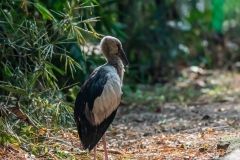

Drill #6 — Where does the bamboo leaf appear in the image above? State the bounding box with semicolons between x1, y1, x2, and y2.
0;8;15;31
66;1;71;10
29;70;42;87
44;71;56;90
70;57;82;70
33;3;55;20
1;62;13;77
68;60;74;79
45;61;65;75
44;68;57;81
65;53;68;73
73;5;98;9
0;85;27;95
7;104;36;127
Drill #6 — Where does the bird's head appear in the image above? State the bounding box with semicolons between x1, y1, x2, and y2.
100;36;129;66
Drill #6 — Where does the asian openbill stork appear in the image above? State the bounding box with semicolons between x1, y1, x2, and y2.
74;36;128;160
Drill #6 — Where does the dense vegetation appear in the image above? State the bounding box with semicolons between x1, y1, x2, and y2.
0;0;101;150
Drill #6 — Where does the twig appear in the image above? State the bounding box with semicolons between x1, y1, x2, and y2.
60;82;80;91
0;81;7;84
97;148;123;154
47;137;73;147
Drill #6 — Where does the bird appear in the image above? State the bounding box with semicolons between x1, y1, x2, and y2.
74;36;128;160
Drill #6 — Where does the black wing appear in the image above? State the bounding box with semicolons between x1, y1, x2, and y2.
74;67;119;151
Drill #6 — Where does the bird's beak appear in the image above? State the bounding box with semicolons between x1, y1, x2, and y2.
119;48;129;67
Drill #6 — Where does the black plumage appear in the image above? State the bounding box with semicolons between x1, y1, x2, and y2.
74;36;128;160
74;67;119;151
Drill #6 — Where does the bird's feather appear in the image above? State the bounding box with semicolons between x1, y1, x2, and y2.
74;64;121;151
92;66;121;125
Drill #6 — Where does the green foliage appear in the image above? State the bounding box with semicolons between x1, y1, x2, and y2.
0;0;102;156
34;2;55;20
89;0;240;84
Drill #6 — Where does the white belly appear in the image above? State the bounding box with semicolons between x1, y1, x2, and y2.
91;66;122;125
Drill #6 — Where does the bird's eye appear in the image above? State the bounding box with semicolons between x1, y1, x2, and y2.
116;44;121;55
117;44;121;49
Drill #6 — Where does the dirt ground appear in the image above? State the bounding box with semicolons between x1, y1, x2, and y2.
1;101;239;160
109;101;240;159
87;101;239;160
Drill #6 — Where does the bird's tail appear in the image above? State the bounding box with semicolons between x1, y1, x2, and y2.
77;109;118;151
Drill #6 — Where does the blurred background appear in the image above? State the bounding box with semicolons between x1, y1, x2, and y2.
77;0;240;105
0;0;240;155
87;0;239;83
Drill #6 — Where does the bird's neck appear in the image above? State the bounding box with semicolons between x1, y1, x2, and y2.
107;55;124;84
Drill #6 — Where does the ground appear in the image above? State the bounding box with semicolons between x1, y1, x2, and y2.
1;68;240;160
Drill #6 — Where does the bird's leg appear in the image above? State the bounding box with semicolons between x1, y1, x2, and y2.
102;133;108;160
94;146;96;160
